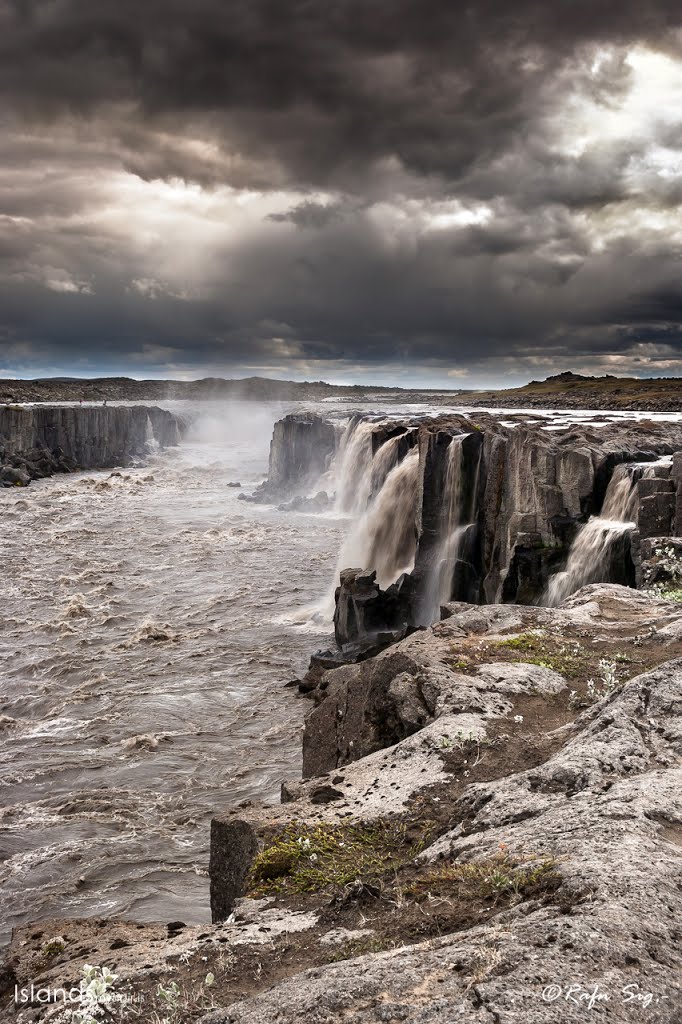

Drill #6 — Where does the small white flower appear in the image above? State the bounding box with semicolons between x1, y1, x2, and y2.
513;715;523;724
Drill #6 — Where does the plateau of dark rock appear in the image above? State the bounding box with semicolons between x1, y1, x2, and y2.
457;370;682;412
2;371;681;411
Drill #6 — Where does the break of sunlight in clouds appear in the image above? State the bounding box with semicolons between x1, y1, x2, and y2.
554;46;682;161
2;2;682;382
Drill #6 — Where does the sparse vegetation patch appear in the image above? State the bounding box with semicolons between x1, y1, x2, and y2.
247;819;432;898
404;850;562;905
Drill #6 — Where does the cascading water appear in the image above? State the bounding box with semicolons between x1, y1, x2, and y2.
369;432;409;499
333;418;378;514
145;415;159;452
545;463;655;606
314;417;421;619
418;434;473;624
335;446;420;588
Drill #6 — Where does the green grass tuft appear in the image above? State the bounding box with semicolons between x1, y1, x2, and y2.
405;851;561;905
248;819;431;897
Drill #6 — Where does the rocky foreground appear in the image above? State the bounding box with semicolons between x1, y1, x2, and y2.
4;584;682;1022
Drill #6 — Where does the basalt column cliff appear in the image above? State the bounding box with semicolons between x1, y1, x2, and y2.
260;412;682;642
0;405;181;485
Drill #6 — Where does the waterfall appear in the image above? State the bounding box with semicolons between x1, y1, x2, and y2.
145;415;159;452
369;433;407;499
333;417;377;514
333;447;420;589
418;434;473;624
545;463;654;606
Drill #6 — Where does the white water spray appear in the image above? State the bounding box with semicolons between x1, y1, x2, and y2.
334;446;420;590
145;415;159;452
545;463;654;606
333;418;378;514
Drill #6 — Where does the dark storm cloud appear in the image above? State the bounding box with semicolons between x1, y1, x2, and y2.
3;189;681;373
2;0;681;189
268;201;352;229
2;0;682;379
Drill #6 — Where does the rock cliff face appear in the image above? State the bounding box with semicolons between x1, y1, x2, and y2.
267;413;337;490
406;415;682;609
0;405;179;484
333;568;414;648
246;413;337;502
259;410;682;618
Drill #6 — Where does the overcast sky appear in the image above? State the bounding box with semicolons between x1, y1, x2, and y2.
2;1;682;386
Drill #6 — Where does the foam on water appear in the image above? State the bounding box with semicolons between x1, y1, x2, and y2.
0;402;343;945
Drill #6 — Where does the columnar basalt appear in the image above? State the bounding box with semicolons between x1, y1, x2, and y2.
0;404;180;484
255;412;337;500
259;410;682;619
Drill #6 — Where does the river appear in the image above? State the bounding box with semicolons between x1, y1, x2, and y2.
0;402;344;944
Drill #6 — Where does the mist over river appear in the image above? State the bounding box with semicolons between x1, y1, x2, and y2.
2;399;680;946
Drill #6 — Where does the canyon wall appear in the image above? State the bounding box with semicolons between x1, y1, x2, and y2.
0;404;180;484
261;411;682;623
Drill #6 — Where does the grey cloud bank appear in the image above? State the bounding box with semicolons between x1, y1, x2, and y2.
1;1;682;383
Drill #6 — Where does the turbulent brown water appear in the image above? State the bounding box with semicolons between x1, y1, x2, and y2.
0;403;344;944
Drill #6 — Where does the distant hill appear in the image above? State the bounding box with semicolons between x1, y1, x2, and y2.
0;375;405;404
1;371;680;411
463;372;682;411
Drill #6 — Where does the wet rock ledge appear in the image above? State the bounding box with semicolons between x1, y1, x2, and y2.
0;405;180;485
5;584;682;1023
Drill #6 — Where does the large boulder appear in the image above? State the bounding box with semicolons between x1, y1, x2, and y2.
333;568;414;648
0;466;30;487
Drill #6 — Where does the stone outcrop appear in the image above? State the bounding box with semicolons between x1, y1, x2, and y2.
205;658;682;1023
303;583;682;777
249;413;337;501
0;404;179;484
198;585;682;1023
333;568;414;647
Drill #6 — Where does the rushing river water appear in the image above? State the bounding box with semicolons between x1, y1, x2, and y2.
2;399;680;945
0;402;346;945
